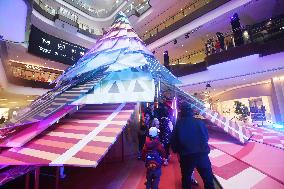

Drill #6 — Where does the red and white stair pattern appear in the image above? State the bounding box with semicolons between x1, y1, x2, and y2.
0;103;135;167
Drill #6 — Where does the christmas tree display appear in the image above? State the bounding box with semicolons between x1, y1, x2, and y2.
0;12;252;144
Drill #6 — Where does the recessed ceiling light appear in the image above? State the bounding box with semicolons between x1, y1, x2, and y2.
27;100;34;102
8;102;17;104
0;99;7;101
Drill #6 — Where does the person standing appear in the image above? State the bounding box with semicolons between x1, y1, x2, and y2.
0;116;5;124
138;111;154;159
171;103;215;189
142;127;166;189
158;106;173;165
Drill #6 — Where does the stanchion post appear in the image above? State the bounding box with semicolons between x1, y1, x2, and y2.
34;167;40;189
121;131;124;162
55;167;60;189
25;172;30;189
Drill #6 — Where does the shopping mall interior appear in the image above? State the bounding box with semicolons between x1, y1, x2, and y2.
0;0;284;188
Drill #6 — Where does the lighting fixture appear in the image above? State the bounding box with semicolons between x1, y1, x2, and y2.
272;123;284;129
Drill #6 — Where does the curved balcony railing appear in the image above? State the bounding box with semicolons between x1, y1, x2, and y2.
0;41;61;89
33;0;152;39
62;0;125;18
170;61;207;77
204;14;284;65
143;0;230;44
63;0;151;18
33;0;103;37
141;0;213;41
169;14;284;76
170;49;206;65
123;0;152;18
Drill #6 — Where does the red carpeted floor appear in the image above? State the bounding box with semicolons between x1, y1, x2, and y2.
59;154;204;189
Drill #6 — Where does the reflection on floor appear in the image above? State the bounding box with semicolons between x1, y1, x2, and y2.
59;154;205;189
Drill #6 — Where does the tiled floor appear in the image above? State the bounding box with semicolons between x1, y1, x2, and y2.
247;126;284;149
208;129;284;189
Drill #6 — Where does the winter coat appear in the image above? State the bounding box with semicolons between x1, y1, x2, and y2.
158;117;173;145
142;137;166;161
171;116;210;156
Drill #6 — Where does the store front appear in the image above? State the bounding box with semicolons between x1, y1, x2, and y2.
0;108;9;125
214;96;275;126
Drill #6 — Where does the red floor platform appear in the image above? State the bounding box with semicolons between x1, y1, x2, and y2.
57;154;205;189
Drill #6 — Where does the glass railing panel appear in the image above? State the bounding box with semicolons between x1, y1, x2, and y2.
141;0;214;41
174;12;184;22
205;14;284;56
157;24;164;33
170;49;206;65
33;0;102;36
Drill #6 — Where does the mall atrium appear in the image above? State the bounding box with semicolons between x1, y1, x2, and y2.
0;0;284;188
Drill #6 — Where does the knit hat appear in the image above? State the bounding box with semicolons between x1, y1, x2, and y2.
180;102;193;117
149;127;159;138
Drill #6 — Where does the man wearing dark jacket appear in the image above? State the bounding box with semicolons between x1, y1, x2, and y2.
171;103;215;189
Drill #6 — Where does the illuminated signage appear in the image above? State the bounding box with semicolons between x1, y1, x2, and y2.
28;25;88;65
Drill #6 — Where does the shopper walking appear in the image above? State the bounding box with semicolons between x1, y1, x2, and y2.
142;127;166;189
158;106;173;165
171;103;215;189
138;111;154;159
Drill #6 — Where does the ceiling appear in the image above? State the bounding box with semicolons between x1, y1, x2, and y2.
6;42;68;71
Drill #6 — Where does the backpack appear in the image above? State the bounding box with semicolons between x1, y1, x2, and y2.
145;150;163;170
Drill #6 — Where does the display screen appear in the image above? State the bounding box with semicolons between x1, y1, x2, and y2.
28;25;89;65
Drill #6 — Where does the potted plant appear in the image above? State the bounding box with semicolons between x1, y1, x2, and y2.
234;101;250;122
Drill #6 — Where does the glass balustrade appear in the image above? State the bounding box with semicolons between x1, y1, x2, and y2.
141;0;212;40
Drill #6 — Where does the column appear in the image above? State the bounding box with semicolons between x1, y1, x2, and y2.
271;77;284;123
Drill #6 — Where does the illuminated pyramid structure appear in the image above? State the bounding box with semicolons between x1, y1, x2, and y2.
0;12;252;144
